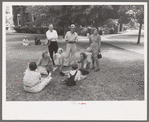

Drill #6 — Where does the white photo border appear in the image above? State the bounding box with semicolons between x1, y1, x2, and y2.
2;2;147;120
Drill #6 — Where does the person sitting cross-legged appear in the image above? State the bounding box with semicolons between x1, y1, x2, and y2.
23;62;52;93
37;51;54;76
61;63;86;86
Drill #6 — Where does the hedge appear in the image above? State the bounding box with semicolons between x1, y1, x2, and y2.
13;26;49;34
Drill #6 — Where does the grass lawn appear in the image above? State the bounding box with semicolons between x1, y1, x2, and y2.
6;33;144;101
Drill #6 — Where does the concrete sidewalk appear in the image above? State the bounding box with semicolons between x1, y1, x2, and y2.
78;30;144;55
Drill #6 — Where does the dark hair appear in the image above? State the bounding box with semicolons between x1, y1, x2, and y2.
29;62;37;71
42;51;48;58
71;63;78;70
92;28;99;34
80;52;87;59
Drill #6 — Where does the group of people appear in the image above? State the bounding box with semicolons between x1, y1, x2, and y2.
23;24;101;93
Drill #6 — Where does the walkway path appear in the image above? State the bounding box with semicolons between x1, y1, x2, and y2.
78;30;144;55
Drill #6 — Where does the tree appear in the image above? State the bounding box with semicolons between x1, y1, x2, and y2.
118;5;144;44
82;5;114;28
135;6;144;44
126;5;144;44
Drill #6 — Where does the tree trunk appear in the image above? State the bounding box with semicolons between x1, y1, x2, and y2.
20;6;24;26
63;25;65;38
137;22;142;44
120;23;122;31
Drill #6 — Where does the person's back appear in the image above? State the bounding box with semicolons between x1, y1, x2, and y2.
23;62;52;93
23;68;41;87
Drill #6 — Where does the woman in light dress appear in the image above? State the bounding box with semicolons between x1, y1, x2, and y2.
88;29;101;72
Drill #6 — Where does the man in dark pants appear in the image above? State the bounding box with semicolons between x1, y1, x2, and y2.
46;24;58;65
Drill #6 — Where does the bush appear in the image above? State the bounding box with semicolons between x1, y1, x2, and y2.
103;28;110;35
29;26;38;34
56;27;64;35
80;27;88;36
99;30;102;35
20;26;30;33
109;29;114;34
41;27;48;34
13;26;21;33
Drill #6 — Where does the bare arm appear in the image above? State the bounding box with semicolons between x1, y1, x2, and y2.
74;33;78;43
89;35;92;44
37;57;42;66
98;35;101;53
64;32;69;42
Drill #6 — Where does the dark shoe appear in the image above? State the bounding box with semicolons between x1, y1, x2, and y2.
91;67;94;70
60;71;65;76
95;68;100;72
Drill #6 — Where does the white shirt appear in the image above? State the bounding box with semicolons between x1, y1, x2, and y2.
65;31;78;42
23;68;41;87
46;30;58;42
68;70;82;81
23;39;29;45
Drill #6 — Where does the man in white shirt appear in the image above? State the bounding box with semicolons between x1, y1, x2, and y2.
63;24;78;66
46;24;58;65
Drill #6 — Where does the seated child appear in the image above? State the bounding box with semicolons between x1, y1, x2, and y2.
23;36;30;46
53;48;64;73
37;51;54;75
35;37;41;45
78;52;90;75
61;63;86;86
23;62;52;93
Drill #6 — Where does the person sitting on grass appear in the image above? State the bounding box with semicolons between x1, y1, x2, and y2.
53;48;64;73
78;52;90;75
37;51;55;75
23;36;30;46
23;62;52;93
35;37;41;45
61;63;86;86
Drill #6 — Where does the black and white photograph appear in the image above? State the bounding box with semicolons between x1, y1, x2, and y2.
2;1;147;120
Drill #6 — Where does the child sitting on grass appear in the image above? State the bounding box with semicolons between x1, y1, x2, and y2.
61;63;86;86
23;36;30;46
23;62;52;93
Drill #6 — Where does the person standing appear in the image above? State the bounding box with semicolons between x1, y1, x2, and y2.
63;24;78;66
46;24;58;65
89;29;101;72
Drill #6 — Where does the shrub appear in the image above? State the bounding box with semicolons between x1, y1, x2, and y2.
41;27;48;34
29;26;38;34
56;27;64;35
80;27;88;36
109;29;114;34
99;30;102;35
20;26;30;33
13;26;21;33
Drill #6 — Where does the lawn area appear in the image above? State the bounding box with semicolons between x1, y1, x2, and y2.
6;33;144;101
107;34;144;45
